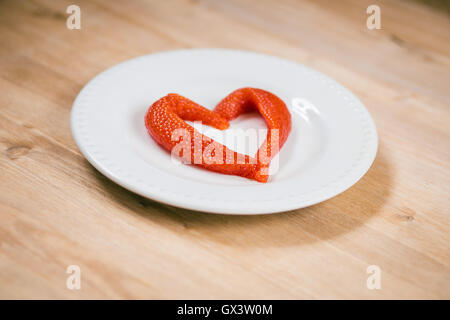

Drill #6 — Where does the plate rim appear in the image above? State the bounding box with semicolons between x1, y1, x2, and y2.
71;48;378;215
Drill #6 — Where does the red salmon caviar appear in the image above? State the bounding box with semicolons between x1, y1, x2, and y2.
145;88;291;182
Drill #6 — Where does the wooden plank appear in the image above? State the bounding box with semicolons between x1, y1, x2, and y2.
0;0;449;299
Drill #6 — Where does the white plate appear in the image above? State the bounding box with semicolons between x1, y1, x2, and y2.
71;49;377;214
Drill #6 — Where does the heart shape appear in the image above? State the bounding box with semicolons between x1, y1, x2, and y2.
145;88;291;182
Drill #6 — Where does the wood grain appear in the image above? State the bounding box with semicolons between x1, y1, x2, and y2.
0;0;449;299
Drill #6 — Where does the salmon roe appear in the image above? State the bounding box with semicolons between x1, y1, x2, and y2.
145;88;291;182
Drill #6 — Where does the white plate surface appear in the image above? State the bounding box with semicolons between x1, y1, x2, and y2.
71;49;378;214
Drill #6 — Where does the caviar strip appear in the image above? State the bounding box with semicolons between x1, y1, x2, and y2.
145;88;291;182
145;93;263;182
214;88;292;177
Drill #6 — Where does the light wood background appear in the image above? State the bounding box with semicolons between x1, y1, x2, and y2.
0;0;449;299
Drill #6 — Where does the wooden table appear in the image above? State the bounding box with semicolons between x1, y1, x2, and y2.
1;0;449;299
